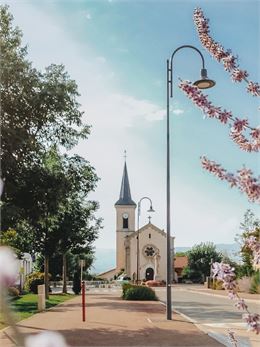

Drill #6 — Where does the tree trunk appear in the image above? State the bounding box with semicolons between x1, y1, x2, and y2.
44;255;49;299
62;253;67;294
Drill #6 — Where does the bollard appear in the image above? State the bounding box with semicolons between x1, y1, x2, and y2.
37;284;46;311
82;281;86;322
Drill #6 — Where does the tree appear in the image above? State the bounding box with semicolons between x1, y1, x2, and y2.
0;6;100;298
185;242;222;282
1;5;90;231
236;210;260;277
178;8;260;204
54;195;101;293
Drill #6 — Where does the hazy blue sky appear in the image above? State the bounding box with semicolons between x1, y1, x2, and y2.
5;0;259;248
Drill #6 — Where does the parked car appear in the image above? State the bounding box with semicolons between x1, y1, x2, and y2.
116;274;131;284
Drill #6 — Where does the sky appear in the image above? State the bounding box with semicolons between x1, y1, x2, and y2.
4;0;259;250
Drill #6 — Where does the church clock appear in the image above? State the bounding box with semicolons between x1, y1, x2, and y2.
122;213;129;229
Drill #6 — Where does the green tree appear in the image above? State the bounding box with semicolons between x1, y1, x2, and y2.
1;5;90;230
185;242;222;283
0;6;100;298
236;210;260;277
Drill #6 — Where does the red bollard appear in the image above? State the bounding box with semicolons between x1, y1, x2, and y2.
82;281;86;322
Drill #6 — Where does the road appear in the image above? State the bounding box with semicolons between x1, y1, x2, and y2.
155;285;260;347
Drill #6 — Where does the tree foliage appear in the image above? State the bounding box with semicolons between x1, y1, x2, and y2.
236;210;260;277
184;242;222;282
0;5;101;296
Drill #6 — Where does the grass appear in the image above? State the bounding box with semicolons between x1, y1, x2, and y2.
0;293;74;330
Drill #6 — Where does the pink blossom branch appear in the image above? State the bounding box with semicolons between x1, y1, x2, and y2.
179;80;260;152
193;7;260;97
201;156;260;204
213;262;260;334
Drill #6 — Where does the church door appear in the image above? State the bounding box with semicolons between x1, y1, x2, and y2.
145;267;154;281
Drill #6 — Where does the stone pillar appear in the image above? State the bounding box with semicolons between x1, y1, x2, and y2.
37;284;46;311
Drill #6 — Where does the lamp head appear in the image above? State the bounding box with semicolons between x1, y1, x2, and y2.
193;68;215;89
147;205;155;213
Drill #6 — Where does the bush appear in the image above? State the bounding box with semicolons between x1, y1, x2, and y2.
8;287;20;297
72;271;81;294
25;272;44;294
122;283;134;299
212;279;224;290
124;285;157;301
249;271;260;294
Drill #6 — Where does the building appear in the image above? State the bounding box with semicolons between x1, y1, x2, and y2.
174;255;188;282
100;160;175;282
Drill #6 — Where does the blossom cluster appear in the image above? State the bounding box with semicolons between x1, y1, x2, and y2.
201;156;260;204
245;236;260;266
0;247;19;287
193;7;260;97
179;81;260;152
25;331;69;347
213;262;260;334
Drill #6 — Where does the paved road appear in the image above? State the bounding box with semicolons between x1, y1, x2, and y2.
155;285;260;347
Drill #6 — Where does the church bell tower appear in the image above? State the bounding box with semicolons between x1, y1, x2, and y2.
115;160;136;273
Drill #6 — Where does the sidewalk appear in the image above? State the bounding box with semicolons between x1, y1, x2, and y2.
0;293;224;346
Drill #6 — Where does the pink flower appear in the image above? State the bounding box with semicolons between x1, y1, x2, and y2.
235;299;248;310
25;331;69;347
179;80;259;154
231;69;249;82
228;330;238;346
242;313;260;334
222;54;237;72
245;236;260;266
232;118;249;132
0;247;19;287
193;8;259;96
219;110;232;124
200;157;260;203
247;81;260;96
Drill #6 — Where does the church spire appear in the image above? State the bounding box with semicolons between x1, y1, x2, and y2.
115;160;136;206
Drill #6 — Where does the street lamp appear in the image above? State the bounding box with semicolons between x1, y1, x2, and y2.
137;197;155;284
166;45;215;320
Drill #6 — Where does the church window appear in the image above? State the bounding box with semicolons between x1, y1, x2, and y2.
123;217;128;229
149;233;151;239
144;246;155;257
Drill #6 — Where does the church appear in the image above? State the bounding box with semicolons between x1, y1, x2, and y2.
99;161;174;282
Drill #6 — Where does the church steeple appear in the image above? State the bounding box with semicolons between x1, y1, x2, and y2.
115;161;136;206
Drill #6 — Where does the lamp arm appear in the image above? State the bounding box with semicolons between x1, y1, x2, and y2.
138;196;153;216
169;45;205;97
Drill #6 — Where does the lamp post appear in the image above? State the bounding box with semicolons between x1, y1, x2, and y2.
166;45;215;320
137;197;155;284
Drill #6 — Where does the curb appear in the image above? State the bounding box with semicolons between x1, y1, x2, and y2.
185;289;260;304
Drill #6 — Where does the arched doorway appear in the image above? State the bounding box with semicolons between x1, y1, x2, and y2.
145;267;154;281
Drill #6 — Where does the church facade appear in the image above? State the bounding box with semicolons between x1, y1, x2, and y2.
99;161;174;282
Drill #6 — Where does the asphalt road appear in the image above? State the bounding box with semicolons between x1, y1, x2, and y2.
155;285;260;347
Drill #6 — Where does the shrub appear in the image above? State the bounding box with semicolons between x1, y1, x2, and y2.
8;287;20;297
72;271;81;294
122;283;134;299
124;285;157;301
212;279;224;290
249;271;260;294
25;272;44;294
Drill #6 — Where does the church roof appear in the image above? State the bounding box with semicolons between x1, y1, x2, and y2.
128;222;167;239
115;162;136;206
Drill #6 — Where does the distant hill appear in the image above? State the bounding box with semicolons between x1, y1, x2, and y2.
92;243;241;274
